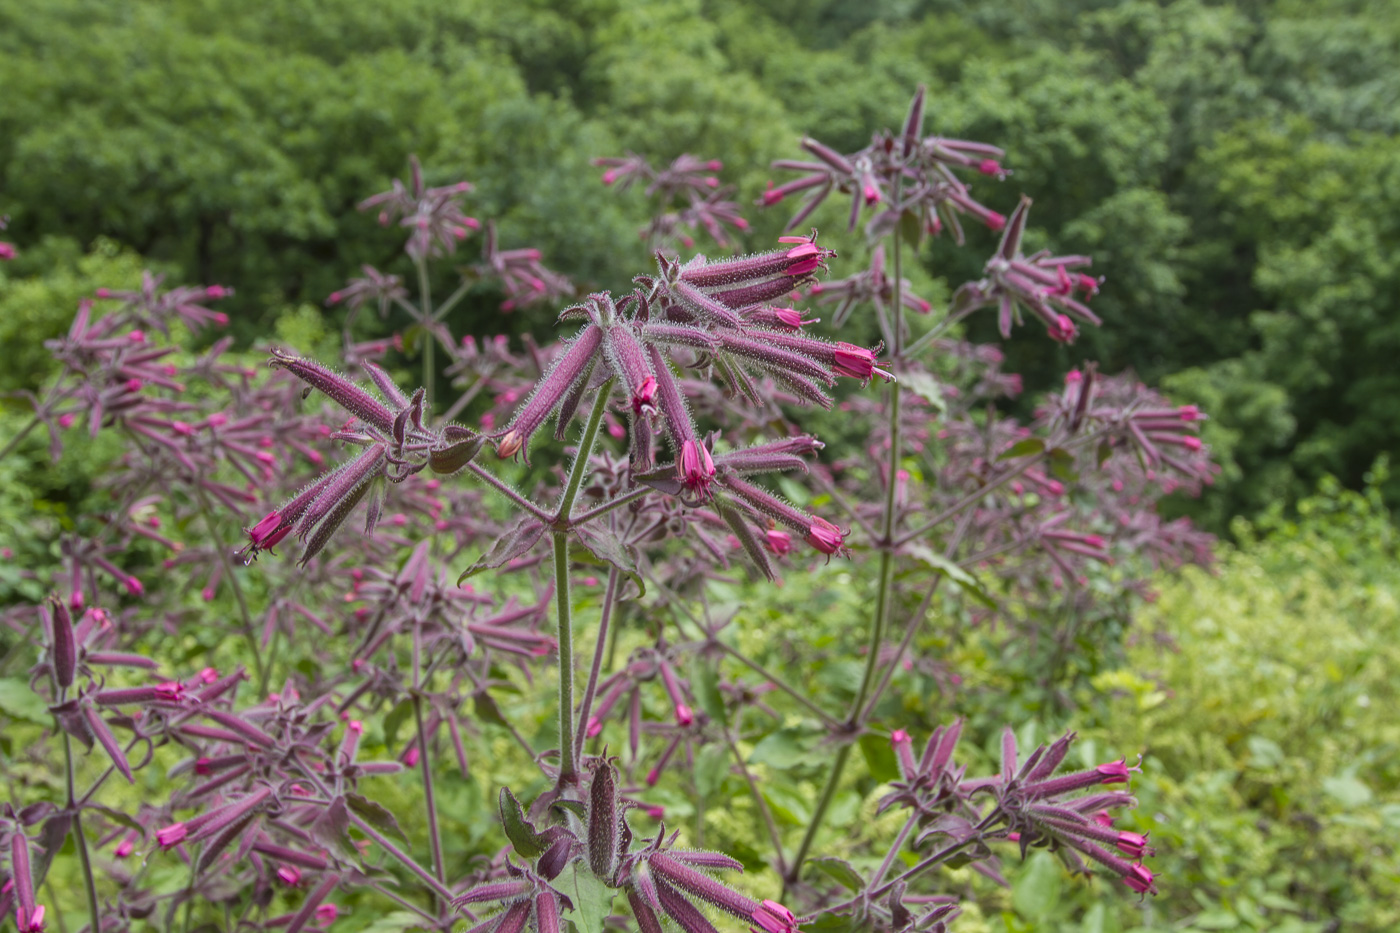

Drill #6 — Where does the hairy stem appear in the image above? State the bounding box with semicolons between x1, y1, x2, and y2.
785;743;852;891
789;197;907;885
62;714;101;929
347;812;456;903
416;257;435;412
0;413;40;465
193;486;267;692
552;531;576;781
573;567;620;764
552;380;615;782
412;694;446;895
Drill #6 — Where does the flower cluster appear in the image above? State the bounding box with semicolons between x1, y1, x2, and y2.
762;86;1009;242
595;153;751;250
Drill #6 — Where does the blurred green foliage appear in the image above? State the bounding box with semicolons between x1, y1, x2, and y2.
3;0;1399;523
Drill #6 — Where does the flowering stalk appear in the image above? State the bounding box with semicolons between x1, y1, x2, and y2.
554;378;616;780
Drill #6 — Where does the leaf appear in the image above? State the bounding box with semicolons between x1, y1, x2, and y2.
311;796;356;863
356;911;431;933
457;517;545;585
1047;446;1078;483
346;793;408;843
0;678;51;724
903;544;996;608
897;368;946;414
899;208;925;250
689;656;727;728
809;857;866;893
858;733;900;783
1322;774;1372;808
560;860;613;933
473;690;511;728
382;699;413;748
1010;852;1062;923
693;744;731;797
717;501;774;582
32;813;73;887
998;438;1045;460
499;787;549;858
748;727;820;770
86;803;143;834
572;525;645;598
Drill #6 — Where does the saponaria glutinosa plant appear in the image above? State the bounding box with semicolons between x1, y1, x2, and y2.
0;87;1215;932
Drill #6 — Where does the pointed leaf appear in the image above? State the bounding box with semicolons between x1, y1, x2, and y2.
998;438;1045;460
809;857;866;893
458;518;546;585
572;525;645;598
499;787;549;858
903;545;996;609
346;793;407;844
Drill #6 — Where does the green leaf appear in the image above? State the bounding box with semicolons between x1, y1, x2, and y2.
86;803;143;834
356;911;430;933
858;732;900;783
498;787;548;858
572;525;645;599
748;727;820;770
999;438;1045;460
903;544;996;608
0;678;51;724
382;699;413;748
1322;774;1372;808
896;368;945;414
1011;852;1062;922
899;208;924;250
694;744;731;797
690;656;727;728
809;856;866;893
560;860;613;933
1047;446;1078;483
346;793;408;843
474;691;511;728
457;518;545;586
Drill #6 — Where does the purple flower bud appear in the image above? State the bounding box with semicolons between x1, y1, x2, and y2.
47;596;76;690
498;324;603;459
269;349;396;434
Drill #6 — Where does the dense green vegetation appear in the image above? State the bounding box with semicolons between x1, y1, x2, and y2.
1;1;1397;930
3;0;1399;525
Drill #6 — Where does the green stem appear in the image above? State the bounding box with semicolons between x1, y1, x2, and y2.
416;258;435;412
62;720;101;929
784;743;851;892
0;413;40;465
788;183;907;887
193;486;266;692
430;278;473;323
412;694;446;901
551;380;615;782
556;378;615;525
573;568;620;764
552;531;576;781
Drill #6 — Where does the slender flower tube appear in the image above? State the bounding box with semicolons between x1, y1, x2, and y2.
498;324;603;459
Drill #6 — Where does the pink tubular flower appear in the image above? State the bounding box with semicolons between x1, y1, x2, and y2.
1047;314;1077;343
316;904;339;926
805;517;845;555
1116;831;1151;858
831;343;891;383
156;823;188;848
751;899;799;933
763;529;793;555
246;510;291;552
0;242;16;261
277;865;303;886
678;440;715;497
1123;863;1156;895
